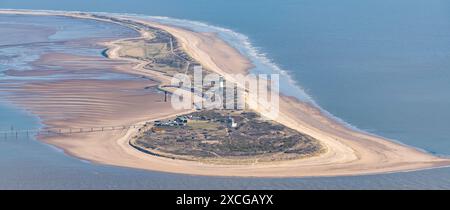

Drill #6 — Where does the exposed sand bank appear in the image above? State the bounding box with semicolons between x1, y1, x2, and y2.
1;9;449;177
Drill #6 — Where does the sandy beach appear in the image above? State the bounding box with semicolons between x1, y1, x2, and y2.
1;9;449;178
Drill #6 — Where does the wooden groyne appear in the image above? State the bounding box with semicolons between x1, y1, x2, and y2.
0;123;149;139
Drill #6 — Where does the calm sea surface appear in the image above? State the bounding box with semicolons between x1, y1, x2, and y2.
0;0;450;189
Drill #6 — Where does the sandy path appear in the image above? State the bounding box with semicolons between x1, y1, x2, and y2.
1;9;449;178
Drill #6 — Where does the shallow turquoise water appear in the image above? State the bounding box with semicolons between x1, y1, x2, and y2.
0;1;450;189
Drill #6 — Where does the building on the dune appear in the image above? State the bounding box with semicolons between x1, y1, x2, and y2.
227;116;238;128
153;116;188;127
175;116;188;124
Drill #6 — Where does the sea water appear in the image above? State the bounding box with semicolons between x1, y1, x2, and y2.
0;0;450;189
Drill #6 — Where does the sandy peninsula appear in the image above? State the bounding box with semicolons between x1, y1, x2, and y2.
1;9;449;178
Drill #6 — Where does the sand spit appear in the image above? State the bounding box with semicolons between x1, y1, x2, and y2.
0;9;449;177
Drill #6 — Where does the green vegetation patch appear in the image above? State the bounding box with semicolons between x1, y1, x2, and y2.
133;110;324;162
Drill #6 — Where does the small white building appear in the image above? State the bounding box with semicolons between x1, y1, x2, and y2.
227;116;238;128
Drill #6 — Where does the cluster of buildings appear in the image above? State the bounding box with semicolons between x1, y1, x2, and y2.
154;116;188;127
153;114;238;128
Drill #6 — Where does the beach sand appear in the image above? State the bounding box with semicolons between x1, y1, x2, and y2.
1;9;449;177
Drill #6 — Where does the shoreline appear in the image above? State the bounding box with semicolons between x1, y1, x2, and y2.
1;9;450;178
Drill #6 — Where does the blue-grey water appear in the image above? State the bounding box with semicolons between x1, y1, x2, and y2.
0;0;450;189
